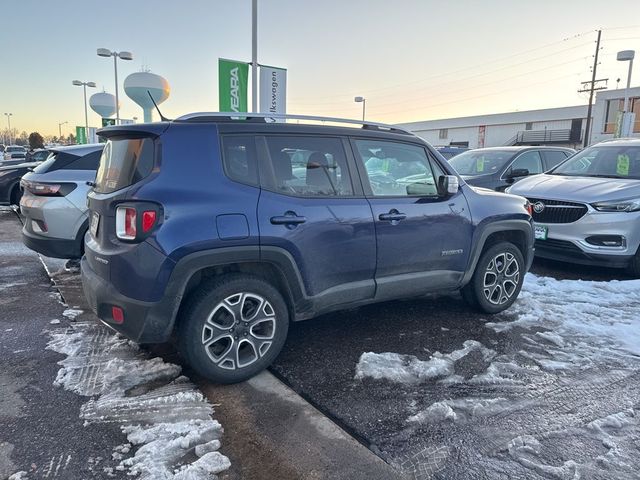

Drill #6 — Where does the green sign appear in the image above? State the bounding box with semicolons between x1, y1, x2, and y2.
76;126;87;145
102;118;116;127
218;58;249;113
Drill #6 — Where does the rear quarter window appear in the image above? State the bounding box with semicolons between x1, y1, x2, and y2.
94;138;155;194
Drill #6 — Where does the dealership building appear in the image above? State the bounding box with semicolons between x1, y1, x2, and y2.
397;86;640;149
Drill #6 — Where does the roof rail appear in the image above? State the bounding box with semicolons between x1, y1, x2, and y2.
174;112;413;135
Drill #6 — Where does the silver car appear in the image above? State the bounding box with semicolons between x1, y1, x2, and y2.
20;144;104;259
507;138;640;275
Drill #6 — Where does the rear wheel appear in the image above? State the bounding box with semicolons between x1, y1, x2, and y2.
178;274;289;384
462;242;525;314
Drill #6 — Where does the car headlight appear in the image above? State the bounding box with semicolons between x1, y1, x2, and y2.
592;198;640;212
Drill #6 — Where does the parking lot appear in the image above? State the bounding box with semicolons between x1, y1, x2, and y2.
3;206;640;479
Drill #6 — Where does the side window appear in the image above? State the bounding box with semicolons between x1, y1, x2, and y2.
542;150;570;170
509;151;542;175
221;136;258;186
64;150;102;170
354;139;439;197
263;136;353;197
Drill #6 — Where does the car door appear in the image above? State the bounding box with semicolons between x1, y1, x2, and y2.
257;135;376;310
351;138;473;301
500;150;543;191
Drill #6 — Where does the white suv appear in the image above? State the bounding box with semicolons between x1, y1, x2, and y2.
507;138;640;275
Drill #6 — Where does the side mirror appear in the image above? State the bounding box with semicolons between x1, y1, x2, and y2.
438;175;459;196
508;168;529;178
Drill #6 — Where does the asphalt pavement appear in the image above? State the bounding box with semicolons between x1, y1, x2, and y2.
0;208;129;479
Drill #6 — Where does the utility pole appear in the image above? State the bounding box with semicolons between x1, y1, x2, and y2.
579;30;604;148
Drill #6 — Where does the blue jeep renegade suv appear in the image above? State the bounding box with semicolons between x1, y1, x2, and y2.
81;113;534;383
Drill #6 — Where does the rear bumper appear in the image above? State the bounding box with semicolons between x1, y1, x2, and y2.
81;256;179;343
22;227;83;259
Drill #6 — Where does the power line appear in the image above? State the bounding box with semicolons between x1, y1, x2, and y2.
288;31;593;102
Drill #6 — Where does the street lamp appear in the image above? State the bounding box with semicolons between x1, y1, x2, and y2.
4;113;13;144
354;96;366;121
97;48;133;125
617;50;635;137
58;121;68;139
72;80;96;142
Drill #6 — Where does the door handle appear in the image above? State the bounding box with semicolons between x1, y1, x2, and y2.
379;211;407;222
270;213;307;225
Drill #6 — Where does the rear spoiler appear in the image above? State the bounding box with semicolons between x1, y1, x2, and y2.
97;122;171;139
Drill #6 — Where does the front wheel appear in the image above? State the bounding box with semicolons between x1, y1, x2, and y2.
178;274;289;384
461;242;525;314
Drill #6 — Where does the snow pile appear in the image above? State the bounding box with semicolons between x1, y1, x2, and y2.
62;308;83;320
47;322;230;479
355;340;495;383
408;397;531;425
488;273;640;371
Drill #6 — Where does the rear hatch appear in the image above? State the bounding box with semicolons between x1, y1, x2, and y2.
85;124;168;281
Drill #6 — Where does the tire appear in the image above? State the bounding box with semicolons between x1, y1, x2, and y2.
627;249;640;278
9;184;21;206
461;242;525;314
178;273;289;384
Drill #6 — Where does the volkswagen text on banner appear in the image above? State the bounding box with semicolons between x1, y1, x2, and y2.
259;65;287;116
218;58;249;113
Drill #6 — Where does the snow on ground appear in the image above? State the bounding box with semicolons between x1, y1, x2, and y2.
47;322;230;479
62;308;83;320
355;340;495;383
355;273;640;479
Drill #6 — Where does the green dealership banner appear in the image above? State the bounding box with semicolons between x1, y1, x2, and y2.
218;58;249;113
76;126;87;145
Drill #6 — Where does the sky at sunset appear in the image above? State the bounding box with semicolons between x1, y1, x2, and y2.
1;0;639;136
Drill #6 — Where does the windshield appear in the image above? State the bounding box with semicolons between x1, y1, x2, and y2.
551;145;640;179
6;146;25;152
449;150;514;176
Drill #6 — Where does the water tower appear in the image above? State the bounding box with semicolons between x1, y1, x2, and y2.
124;71;170;123
89;92;117;119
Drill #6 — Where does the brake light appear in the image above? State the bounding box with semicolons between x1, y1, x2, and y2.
116;207;137;240
23;180;61;196
111;306;124;324
142;210;156;232
115;205;160;241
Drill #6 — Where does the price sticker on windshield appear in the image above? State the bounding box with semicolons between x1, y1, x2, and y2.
617;154;630;176
476;157;485;172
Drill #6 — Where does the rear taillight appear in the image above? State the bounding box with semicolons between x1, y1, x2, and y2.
116;207;137;240
111;306;124;324
142;210;156;232
116;204;160;241
21;180;76;196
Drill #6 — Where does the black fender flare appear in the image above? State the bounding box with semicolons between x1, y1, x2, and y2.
461;219;534;286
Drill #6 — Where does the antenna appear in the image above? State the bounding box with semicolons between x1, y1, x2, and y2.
147;90;171;122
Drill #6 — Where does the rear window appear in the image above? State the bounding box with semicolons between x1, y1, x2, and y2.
94;138;155;194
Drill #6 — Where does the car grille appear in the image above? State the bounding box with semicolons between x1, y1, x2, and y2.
527;198;588;224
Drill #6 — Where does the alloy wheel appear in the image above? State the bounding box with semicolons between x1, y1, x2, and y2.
482;252;520;305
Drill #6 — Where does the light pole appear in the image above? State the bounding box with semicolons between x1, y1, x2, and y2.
72;80;96;141
354;96;366;121
58;121;68;139
4;113;13;144
617;50;636;137
97;48;133;125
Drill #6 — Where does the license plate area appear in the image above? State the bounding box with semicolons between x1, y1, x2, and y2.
534;224;548;240
90;211;100;237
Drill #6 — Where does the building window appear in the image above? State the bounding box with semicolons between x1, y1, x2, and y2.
439;128;448;139
525;122;533;131
604;97;640;134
